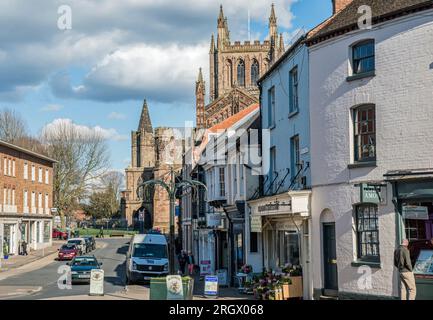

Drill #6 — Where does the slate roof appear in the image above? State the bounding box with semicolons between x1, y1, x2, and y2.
306;0;433;45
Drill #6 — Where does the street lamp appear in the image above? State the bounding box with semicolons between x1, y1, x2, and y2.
137;166;207;275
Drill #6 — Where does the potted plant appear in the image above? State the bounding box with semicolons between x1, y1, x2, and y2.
282;265;303;299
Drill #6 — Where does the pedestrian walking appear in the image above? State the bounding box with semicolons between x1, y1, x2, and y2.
187;251;195;275
177;250;187;275
99;226;104;238
22;240;28;256
394;239;417;300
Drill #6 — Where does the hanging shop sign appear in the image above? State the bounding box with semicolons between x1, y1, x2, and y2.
402;206;429;220
250;216;262;233
360;183;387;205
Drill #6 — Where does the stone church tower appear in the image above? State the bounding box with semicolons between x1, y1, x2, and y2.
123;100;155;227
197;4;285;129
122;100;183;233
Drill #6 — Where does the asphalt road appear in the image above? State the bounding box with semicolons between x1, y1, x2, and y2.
0;238;130;300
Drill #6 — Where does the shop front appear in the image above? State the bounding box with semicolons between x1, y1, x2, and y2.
248;190;312;299
386;176;433;299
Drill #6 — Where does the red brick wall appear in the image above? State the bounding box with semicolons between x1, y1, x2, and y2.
0;144;54;215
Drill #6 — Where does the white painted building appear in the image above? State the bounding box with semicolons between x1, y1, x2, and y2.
307;0;433;299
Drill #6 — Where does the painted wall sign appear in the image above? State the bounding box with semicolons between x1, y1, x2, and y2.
258;203;280;212
89;269;104;296
200;260;211;276
402;206;429;220
250;216;262;233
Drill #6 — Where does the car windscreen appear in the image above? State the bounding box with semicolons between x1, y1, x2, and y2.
72;258;98;266
132;243;167;259
68;240;82;245
61;244;76;250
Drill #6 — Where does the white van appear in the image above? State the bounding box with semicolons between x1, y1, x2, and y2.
125;233;169;284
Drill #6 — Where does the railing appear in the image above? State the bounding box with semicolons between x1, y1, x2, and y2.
274;168;291;195
250;175;269;200
264;171;279;196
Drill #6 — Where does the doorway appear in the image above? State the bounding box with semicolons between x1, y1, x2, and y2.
323;223;338;296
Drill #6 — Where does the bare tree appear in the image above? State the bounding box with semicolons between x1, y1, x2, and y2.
0;108;28;143
40;119;111;227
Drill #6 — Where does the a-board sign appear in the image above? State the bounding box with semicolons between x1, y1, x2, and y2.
166;275;184;300
89;269;104;296
204;275;218;297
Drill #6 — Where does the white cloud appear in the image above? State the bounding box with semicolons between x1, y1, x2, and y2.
42;118;128;142
108;112;127;120
41;104;63;112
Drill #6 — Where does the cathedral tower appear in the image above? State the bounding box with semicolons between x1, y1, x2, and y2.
195;68;206;129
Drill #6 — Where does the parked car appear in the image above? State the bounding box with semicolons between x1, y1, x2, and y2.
52;228;68;240
83;236;96;251
67;255;103;284
57;243;79;261
67;238;87;255
125;233;169;284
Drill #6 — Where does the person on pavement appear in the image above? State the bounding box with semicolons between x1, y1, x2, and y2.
22;240;28;256
187;251;195;276
177;250;187;275
394;239;417;300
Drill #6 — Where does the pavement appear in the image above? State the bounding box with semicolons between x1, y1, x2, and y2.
0;240;65;273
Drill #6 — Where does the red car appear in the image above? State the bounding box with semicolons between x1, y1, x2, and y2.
53;228;68;240
57;243;79;261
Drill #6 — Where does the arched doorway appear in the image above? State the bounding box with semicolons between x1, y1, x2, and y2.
320;209;338;296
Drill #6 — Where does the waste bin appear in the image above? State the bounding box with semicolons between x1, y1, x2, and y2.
150;277;194;300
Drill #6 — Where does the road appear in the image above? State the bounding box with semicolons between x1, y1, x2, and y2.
0;238;136;300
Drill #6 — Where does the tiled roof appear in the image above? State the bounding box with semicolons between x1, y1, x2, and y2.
306;0;433;45
208;103;259;133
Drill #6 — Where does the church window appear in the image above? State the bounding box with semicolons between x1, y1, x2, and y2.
237;60;245;87
251;59;260;85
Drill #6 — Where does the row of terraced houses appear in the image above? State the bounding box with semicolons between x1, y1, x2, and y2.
181;0;433;300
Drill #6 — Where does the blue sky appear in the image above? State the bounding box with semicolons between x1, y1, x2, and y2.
0;0;332;171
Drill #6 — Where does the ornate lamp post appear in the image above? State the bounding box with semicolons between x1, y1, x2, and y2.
137;166;207;275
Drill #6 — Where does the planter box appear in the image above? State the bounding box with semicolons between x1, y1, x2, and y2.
282;276;303;299
150;277;194;300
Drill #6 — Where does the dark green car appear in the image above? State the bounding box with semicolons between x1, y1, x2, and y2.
67;256;103;284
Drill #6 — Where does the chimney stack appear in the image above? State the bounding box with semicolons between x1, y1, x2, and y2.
332;0;353;14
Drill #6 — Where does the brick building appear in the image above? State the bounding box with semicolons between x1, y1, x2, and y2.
0;140;56;256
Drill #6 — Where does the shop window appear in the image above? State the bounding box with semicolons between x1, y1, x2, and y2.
250;232;258;253
277;231;300;267
405;219;426;241
353;104;376;162
355;204;380;262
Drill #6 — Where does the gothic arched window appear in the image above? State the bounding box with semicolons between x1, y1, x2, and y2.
237;59;245;87
251;59;260;85
225;59;233;88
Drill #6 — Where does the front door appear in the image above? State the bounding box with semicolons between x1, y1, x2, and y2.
323;223;338;296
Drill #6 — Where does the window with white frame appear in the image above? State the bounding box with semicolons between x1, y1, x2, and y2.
12;160;15;177
3;157;6;175
351;40;375;75
31;165;35;181
24;162;28;179
38;192;42;208
12;189;15;205
38;167;42;183
353;104;376;162
8;159;11;176
45;169;49;184
289;66;299;113
31;191;36;207
45;193;49;209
